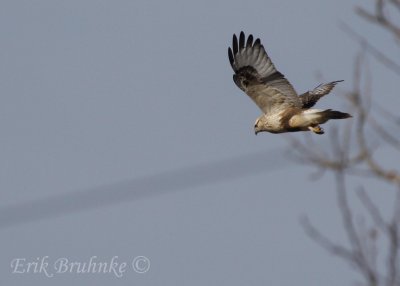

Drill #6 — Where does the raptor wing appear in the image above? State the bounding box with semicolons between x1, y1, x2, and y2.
228;32;302;114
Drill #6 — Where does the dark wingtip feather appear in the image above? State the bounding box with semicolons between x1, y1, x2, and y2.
254;38;261;46
246;34;253;47
228;47;235;70
332;80;344;85
232;34;238;54
239;31;245;50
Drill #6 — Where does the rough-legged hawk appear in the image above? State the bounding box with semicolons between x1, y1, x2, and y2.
228;32;351;135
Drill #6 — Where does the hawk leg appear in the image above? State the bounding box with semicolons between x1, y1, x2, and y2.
308;125;324;135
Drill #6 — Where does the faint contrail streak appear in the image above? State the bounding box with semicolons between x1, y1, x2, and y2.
0;148;289;228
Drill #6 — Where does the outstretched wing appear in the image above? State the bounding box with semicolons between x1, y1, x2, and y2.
300;80;343;108
228;32;301;114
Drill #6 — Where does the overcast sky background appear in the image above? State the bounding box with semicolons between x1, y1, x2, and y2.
1;0;399;285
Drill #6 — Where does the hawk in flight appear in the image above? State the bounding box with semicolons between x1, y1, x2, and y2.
228;32;351;135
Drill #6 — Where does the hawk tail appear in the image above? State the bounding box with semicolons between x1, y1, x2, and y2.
317;109;352;123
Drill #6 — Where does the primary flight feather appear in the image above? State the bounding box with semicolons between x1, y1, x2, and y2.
228;32;351;135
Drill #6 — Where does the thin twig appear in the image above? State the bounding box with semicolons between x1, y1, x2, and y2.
340;23;400;76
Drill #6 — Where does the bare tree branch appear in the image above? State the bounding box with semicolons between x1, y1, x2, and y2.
294;3;400;284
335;171;378;285
300;215;356;263
387;188;400;286
368;116;400;152
296;36;398;286
355;1;400;39
357;188;386;233
390;0;400;12
340;23;400;76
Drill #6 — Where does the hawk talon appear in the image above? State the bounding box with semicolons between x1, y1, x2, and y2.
309;126;324;135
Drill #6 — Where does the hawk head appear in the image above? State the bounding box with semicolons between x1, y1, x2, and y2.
254;116;267;135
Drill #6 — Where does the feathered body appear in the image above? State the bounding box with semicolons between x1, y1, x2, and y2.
228;32;351;135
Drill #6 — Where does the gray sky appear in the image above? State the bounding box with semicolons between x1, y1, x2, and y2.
1;0;398;285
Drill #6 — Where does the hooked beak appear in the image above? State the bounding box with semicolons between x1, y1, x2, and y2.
255;130;259;136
